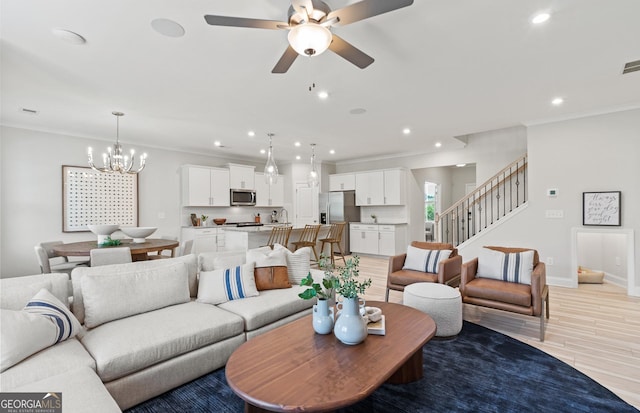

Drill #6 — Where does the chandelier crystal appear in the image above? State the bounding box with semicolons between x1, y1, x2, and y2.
264;133;278;185
308;143;319;187
88;111;147;174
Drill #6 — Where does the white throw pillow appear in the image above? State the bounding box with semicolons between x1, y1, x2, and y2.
197;262;258;305
246;248;287;268
402;245;452;274
81;261;190;328
273;244;311;285
199;251;247;272
1;289;81;372
476;248;534;285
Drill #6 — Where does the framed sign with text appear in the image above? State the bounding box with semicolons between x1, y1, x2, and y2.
582;191;621;226
62;165;138;232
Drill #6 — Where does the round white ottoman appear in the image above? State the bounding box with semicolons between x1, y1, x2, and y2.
403;283;462;337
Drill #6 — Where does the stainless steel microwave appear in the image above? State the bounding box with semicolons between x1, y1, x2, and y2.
230;189;256;206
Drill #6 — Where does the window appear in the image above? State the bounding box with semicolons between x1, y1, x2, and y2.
424;182;438;222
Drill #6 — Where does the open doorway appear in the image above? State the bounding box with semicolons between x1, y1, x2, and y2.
424;182;439;241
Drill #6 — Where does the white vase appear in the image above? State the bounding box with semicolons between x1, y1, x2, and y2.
333;297;368;345
312;299;334;335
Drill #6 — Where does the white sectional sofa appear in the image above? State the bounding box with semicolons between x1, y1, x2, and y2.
1;248;322;411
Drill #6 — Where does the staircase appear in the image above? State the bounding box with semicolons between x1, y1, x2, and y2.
435;154;528;247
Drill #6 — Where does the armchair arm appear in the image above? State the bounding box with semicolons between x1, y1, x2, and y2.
388;253;407;275
438;255;462;284
460;258;479;295
530;261;547;316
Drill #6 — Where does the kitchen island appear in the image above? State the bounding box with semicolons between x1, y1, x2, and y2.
224;224;330;252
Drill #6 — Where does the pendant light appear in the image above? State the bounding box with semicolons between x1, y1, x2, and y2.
308;143;319;187
87;111;147;174
264;133;278;184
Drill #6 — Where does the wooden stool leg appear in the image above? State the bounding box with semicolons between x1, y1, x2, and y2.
335;242;346;265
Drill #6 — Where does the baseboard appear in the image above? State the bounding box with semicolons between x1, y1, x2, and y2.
547;276;576;288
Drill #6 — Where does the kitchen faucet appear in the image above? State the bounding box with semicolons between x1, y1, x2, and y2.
279;208;288;224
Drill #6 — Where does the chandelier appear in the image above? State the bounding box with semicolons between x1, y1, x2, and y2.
88;111;147;174
264;133;278;184
308;143;319;187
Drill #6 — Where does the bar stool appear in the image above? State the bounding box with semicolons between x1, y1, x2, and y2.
265;225;293;249
319;222;347;265
291;224;322;261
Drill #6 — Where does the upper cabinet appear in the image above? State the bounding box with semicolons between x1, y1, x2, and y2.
227;164;255;190
355;168;406;206
255;172;284;207
181;165;230;207
329;173;356;191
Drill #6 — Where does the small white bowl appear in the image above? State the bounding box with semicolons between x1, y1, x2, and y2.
119;227;157;243
87;224;120;244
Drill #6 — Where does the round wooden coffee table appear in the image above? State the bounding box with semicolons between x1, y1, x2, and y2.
225;301;436;413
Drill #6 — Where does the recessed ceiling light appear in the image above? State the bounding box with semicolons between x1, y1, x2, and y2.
402;128;411;135
51;28;86;45
214;141;222;147
248;131;255;137
317;91;329;99
294;141;301;147
551;97;564;106
151;18;185;37
435;142;442;148
295;155;301;160
456;163;467;168
329;149;335;155
532;13;550;25
260;149;266;154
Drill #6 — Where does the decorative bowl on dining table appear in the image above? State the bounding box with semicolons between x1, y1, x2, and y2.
87;224;120;244
119;226;158;243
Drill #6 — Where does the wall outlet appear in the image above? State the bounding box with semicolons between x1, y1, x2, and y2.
547;257;554;266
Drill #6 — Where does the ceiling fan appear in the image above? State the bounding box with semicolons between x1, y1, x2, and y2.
204;0;414;73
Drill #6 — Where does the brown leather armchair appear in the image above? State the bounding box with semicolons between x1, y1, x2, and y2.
460;246;550;341
386;241;462;301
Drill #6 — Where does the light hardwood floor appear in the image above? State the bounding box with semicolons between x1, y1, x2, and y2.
350;254;640;409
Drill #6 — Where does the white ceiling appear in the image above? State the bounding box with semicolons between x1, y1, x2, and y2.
2;0;640;165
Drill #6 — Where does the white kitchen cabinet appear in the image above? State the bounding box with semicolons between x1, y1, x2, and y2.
350;224;407;256
355;169;406;206
181;227;225;255
181;165;230;207
228;164;255;190
355;171;384;206
255;172;284;207
329;173;356;191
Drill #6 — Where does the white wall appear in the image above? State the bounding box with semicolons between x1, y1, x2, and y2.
1;126;268;277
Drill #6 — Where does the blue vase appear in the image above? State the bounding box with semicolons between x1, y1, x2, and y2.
313;299;334;335
333;297;367;345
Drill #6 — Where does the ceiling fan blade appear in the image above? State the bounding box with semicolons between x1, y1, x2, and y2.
327;0;414;26
291;0;315;16
328;34;374;69
204;15;288;30
272;46;299;74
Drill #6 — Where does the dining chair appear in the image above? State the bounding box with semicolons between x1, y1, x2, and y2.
265;225;293;249
319;222;347;266
35;241;89;275
181;239;194;256
90;247;133;267
147;235;179;259
290;224;322;262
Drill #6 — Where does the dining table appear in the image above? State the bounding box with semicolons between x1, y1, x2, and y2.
51;238;179;262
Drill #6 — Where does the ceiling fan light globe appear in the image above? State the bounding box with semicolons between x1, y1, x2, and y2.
288;23;332;57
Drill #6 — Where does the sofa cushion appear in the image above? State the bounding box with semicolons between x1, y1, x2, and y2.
464;277;532;307
1;290;81;372
0;338;95;391
272;244;311;284
197;262;258;305
403;245;452;273
199;250;246;272
71;255;197;325
80;302;244;382
1;273;70;310
477;248;534;285
246;247;287;267
217;285;314;331
81;261;190;328
389;269;438;286
11;367;121;413
254;266;291;291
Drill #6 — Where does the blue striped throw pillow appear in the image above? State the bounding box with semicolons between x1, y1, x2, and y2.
24;288;81;343
476;248;534;285
403;245;452;274
197;262;259;305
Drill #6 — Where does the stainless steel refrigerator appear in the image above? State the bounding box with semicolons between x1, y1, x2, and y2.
319;191;361;255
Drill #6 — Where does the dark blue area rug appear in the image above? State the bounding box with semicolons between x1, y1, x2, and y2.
127;321;637;413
